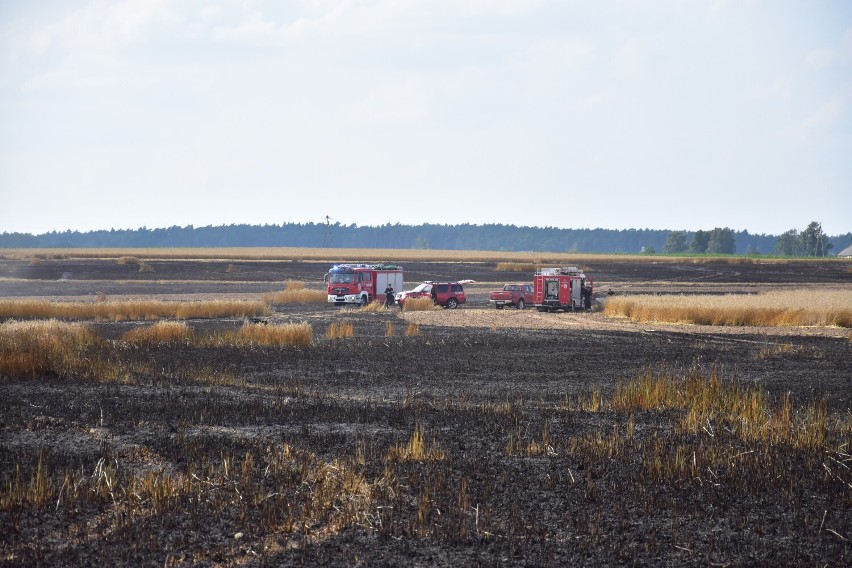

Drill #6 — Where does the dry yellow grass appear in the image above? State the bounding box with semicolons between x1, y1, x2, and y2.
404;322;421;337
604;290;852;327
264;280;327;304
122;321;194;344
325;321;355;339
221;322;314;347
0;320;104;380
0;299;270;321
402;297;438;312
359;300;392;312
122;321;313;348
387;423;445;462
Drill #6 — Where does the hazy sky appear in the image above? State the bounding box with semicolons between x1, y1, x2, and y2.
1;0;850;236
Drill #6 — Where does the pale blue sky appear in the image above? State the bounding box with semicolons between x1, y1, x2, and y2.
1;0;850;236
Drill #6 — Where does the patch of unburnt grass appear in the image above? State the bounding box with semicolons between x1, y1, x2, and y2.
0;298;271;321
495;261;540;272
263;280;327;304
0;319;121;382
122;321;194;345
122;320;313;348
219;322;314;347
360;300;392;312
387;423;445;462
325;320;354;339
404;322;420;337
0;319;316;384
604;290;852;327
402;297;438;312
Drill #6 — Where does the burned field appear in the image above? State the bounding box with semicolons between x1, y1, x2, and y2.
1;255;851;566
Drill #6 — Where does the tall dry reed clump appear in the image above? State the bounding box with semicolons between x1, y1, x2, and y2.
122;321;194;344
360;300;391;312
0;320;104;380
326;321;355;339
174;300;270;320
0;299;270;321
264;280;328;304
404;322;420;336
604;290;852;327
402;297;437;312
216;322;314;347
386;423;445;462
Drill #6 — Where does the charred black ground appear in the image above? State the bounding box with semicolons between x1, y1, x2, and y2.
1;257;850;566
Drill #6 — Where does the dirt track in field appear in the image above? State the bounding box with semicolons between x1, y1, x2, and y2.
1;256;850;566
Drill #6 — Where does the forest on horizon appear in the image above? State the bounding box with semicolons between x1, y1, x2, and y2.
2;222;850;256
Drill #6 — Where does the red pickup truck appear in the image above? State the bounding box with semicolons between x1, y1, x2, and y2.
489;283;534;309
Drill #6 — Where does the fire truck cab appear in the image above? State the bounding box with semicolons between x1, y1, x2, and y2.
533;267;593;312
326;263;404;306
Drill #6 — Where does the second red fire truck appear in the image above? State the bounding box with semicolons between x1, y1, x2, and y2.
533;266;593;312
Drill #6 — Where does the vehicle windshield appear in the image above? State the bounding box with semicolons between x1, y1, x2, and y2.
329;272;354;284
411;283;432;293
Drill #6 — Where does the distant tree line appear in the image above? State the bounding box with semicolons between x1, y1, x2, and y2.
662;227;737;255
774;222;834;257
1;222;849;255
662;222;848;257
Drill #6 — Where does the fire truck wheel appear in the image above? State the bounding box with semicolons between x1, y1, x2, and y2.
360;295;368;307
516;299;525;310
446;298;459;309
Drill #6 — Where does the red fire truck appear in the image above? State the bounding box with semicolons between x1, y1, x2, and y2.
533;267;593;312
326;263;404;306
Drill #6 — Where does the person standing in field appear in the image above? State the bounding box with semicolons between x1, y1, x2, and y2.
385;284;395;307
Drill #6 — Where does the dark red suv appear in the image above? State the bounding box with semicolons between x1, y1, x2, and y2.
395;281;467;309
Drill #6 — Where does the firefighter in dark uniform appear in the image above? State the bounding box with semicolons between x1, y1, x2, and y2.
385;284;395;307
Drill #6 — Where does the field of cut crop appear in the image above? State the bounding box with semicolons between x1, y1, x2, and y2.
0;252;850;566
